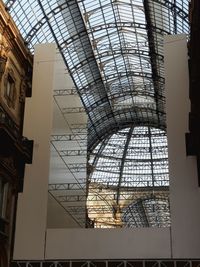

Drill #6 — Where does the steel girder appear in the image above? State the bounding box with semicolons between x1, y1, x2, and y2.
53;88;77;96
49;182;86;191
59;149;87;157
51;134;86;142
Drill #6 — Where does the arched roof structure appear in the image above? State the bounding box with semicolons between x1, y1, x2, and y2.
4;0;189;150
87;126;169;227
3;0;190;228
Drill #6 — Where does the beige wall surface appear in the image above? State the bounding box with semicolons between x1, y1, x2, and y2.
47;194;80;229
13;44;56;260
45;228;171;259
164;34;200;258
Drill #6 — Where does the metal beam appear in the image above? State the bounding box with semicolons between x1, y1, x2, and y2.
90;152;168;161
65;163;86;173
49;182;168;192
53;88;77;96
58;195;87;202
59;149;87;157
143;0;166;125
57;190;169;203
51;134;87;142
61;107;85;114
49;182;86;191
116;127;134;204
89;22;170;35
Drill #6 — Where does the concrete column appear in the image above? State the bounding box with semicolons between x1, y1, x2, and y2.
13;44;56;259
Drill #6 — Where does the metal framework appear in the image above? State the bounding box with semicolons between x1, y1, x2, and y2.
3;0;189;149
49;182;86;191
51;134;87;142
51;135;87;147
53;88;77;96
87;126;169;227
3;0;190;228
122;196;170;227
61;107;85;114
59;150;87;157
49;181;169;227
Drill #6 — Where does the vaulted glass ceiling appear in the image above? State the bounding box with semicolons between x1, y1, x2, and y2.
122;196;170;228
89;127;168;188
4;0;189;150
4;0;190;228
87;126;169;227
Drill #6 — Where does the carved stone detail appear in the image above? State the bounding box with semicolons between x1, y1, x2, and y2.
0;35;9;80
19;78;26;103
3;68;17;109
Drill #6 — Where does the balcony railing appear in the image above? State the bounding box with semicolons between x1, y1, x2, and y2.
0;105;33;163
0;105;19;138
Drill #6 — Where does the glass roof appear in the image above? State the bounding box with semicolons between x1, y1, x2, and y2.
3;0;189;228
122;196;170;228
89;126;168;188
4;0;189;150
87;126;169;228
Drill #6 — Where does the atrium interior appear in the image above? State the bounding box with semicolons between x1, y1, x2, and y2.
5;0;188;229
0;0;200;266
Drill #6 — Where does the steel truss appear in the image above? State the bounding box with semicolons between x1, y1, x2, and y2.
67;163;86;173
59;150;87;157
51;134;87;142
53;88;77;96
70;124;87;134
49;180;169;227
51;125;88;149
49;140;87;226
57;190;169;203
49;182;86;191
61;107;85;114
49;182;168;192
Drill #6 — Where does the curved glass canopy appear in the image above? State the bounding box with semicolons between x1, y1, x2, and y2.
122;196;170;228
4;0;189;150
3;0;189;228
87;126;169;227
89;126;168;188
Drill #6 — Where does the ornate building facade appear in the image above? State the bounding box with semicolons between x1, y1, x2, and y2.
0;2;33;266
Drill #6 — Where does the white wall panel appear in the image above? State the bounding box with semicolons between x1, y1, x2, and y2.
13;44;56;260
45;228;171;259
164;34;200;258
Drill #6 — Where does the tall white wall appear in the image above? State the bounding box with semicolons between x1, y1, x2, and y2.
164;34;200;258
13;44;56;260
